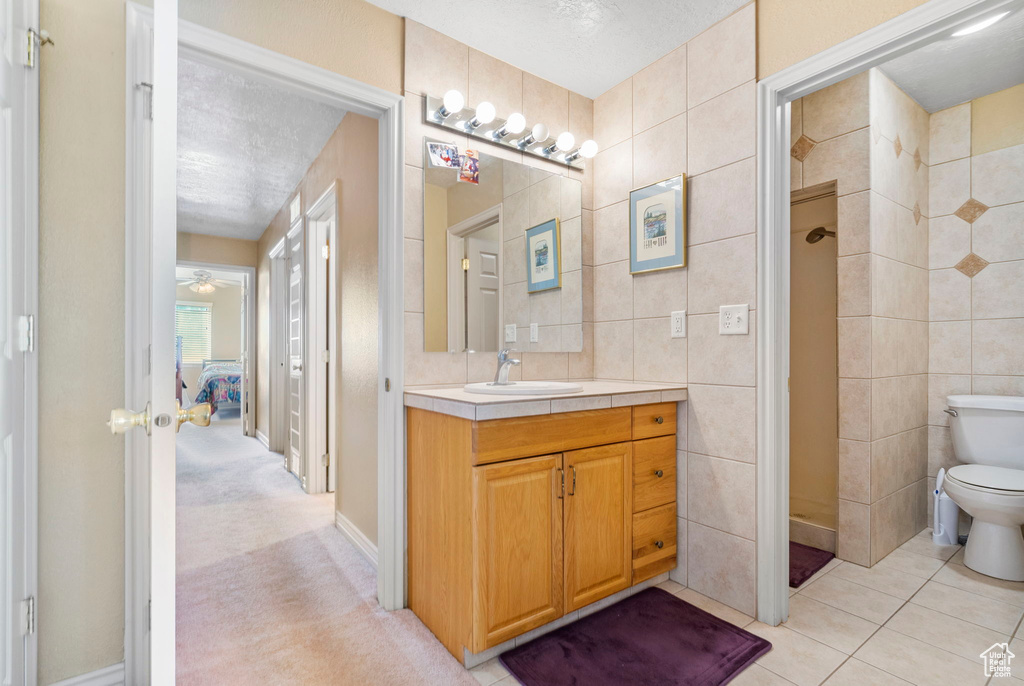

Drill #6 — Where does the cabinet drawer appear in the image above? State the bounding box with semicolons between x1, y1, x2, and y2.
633;436;676;513
632;503;677;583
632;403;676;440
473;408;632;465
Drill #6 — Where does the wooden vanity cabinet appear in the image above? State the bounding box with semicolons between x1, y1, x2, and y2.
407;403;677;662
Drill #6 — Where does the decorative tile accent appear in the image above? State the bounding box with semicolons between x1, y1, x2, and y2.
791;134;816;162
893;135;903;158
954;198;989;224
912;202;922;225
913;147;922;171
872;125;882;144
955;253;989;278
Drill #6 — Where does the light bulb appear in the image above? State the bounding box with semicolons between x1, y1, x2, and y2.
555;132;575;151
475;101;496;125
438;89;464;118
579;139;598;159
505;113;526;135
531;123;549;142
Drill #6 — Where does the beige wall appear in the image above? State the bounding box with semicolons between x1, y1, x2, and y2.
970;83;1024;157
422;184;449;351
175;283;243;389
177;231;258;268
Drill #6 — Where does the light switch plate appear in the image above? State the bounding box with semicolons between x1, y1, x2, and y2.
505;324;517;343
530;323;539;343
719;304;749;335
671;311;686;338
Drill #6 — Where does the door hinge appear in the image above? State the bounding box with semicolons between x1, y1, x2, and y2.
17;315;34;353
26;28;53;68
322;452;330;468
137;82;153;120
147;598;151;631
384;378;391;392
321;244;330;260
461;258;470;271
20;596;35;636
146;344;152;376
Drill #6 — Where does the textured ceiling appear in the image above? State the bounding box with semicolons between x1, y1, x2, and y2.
175;265;244;285
879;8;1024;112
177;57;347;240
362;0;748;98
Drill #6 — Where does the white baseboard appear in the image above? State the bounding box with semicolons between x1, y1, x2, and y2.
335;510;378;569
51;662;126;686
255;430;270;449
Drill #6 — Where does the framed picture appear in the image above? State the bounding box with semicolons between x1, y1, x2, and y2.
525;218;561;293
629;174;686;274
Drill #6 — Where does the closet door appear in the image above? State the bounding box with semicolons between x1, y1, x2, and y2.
287;222;304;482
563;442;632;612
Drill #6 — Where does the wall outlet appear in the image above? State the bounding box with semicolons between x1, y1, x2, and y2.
530;323;539;343
671;311;686;338
505;324;517;343
719;304;749;335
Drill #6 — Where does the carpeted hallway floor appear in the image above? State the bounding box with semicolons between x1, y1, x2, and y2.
176;419;476;685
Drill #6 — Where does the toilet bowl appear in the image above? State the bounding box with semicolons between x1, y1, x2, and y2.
943;395;1024;581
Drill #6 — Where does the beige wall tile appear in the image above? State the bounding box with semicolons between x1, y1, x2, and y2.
791;157;803;191
839;439;870;503
929;215;971;269
838;499;870;566
927;374;971;426
687;313;756;387
467;48;522;118
898;319;929;376
632;113;686;189
870;256;901;319
593;260;632;322
405;165;424;238
529;173;561;226
686;81;756;176
972;261;1024;319
871;376;900;440
929;321;972;374
404;238;424;313
632;45;686;134
669;515;687;587
897;375;928;433
405;91;468;169
404;20;468;98
593;320;633;380
869;69;898;143
929;269;971;322
580;210;594;267
928;425;956;475
838;317;871;379
803;129;871;197
568;91;594;145
869;192;899;261
929;103;971;165
593;139;632;210
686;384;756;463
593;78;632;150
528;286;562;327
686;234;756;315
837;191;870;256
929;158;970;217
560;269;582;325
686;3;755;109
520;352;568;380
870;480;927;564
633;267;686;319
971;143;1024;207
687;522;756;616
404;312;466;386
503;236;525;284
687;157;756;246
972;375;1024;395
633;318;686;383
687;454;756;540
522;72;568;136
898;209;928;270
869;129;898;202
560;176;583;221
973;318;1024;375
972;202;1024;264
561;216;583;273
802;70;870;142
593;201;628;265
567;323;595;379
871;317;898;378
502;188;529;241
839;378;871;441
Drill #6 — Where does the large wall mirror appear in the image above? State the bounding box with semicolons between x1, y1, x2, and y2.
422;140;583;353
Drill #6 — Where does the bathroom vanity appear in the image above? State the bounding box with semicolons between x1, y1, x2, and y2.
405;382;686;664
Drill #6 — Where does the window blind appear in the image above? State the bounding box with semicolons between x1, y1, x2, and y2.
175;301;212;364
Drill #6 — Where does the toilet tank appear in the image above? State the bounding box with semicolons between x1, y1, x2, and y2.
946;395;1024;469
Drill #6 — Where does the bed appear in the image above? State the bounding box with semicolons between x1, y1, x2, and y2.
192;359;242;415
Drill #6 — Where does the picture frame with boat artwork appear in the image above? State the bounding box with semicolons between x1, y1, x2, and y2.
525;218;561;293
629;174;686;274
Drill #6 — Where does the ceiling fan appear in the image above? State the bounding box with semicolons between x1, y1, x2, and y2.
177;269;234;293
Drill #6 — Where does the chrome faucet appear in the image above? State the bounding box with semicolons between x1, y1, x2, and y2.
492;348;521;385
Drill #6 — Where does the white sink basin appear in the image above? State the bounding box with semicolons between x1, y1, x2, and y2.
463;381;584;395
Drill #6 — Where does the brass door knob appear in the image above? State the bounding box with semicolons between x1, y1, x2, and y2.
654;416;664;424
176;400;212;432
108;403;151;435
654;469;664;478
655;540;664;549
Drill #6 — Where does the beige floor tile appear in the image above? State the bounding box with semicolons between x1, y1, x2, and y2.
655;579;685;595
731;663;800;685
898;529;961;561
932;561;1024;606
469;658;510;686
746;623;848;686
872;548;945;579
800;574;904;624
823;658;912;685
493;677;518;686
884;602;1009;664
796;558;843;591
911;579;1024;635
949;547;965;565
829;561;926;600
675;588;755;628
853;627;986;686
784;595;880;655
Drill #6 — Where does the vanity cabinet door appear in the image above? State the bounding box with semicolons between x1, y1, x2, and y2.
563;442;633;612
472;453;564;650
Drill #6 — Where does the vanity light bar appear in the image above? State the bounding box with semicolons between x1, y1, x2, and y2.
423;93;595;171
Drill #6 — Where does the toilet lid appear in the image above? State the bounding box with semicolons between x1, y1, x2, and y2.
947;465;1024;492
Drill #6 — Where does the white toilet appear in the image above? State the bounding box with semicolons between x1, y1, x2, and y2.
942;395;1024;581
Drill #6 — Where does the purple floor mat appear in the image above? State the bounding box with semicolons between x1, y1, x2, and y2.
790;541;835;588
499;588;771;686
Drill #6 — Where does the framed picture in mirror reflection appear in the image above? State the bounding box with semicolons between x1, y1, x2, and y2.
525;218;561;293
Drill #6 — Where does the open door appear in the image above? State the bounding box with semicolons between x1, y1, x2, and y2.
1;1;40;683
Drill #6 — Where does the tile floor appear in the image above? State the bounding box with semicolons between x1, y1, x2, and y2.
469;528;1024;685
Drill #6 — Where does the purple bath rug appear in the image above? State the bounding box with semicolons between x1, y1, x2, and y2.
499;587;771;686
790;541;835;588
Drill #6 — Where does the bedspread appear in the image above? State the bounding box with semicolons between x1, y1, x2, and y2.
193;362;242;413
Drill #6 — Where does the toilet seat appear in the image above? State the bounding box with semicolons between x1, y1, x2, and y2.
947;464;1024;494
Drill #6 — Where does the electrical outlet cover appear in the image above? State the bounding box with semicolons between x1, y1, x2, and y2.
671;311;686;338
719;304;749;335
530;323;539;343
505;324;517;343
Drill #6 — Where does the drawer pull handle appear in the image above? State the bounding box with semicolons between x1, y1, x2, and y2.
654;469;664;478
654;416;664;424
655;540;664;549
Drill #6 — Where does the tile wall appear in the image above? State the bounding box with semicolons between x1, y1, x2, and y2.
591;3;758;616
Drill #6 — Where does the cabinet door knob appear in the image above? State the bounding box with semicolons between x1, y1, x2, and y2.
655;540;664;549
654;469;664;478
654;416;664;424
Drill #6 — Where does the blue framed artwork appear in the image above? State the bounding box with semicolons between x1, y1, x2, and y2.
629;174;686;274
525;218;562;293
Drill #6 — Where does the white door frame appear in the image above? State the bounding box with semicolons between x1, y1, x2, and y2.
175;259;256;433
125;4;405;680
755;0;1019;626
305;182;339;495
268;236;289;454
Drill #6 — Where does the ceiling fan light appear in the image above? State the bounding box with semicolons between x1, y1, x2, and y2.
952;11;1009;36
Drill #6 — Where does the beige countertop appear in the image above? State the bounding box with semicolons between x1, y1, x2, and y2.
404;380;687;421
